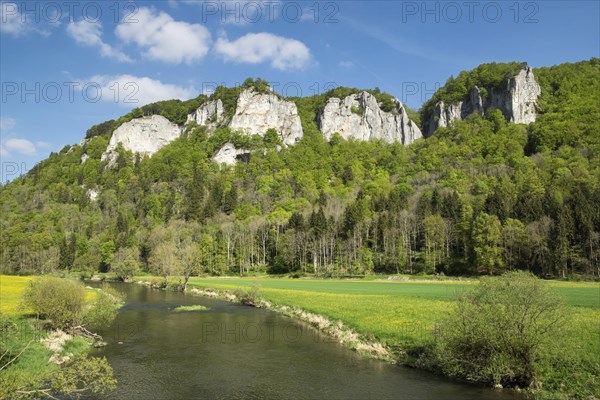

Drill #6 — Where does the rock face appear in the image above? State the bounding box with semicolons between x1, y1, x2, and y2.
318;91;422;145
101;115;181;166
101;87;424;168
212;143;251;166
186;99;225;127
426;67;541;136
490;67;541;124
229;89;304;146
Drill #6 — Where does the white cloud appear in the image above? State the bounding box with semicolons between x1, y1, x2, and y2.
36;141;51;149
339;61;355;69
2;138;37;156
67;20;132;63
0;144;9;158
0;3;50;37
115;7;211;64
215;32;311;71
0;117;16;131
87;75;196;107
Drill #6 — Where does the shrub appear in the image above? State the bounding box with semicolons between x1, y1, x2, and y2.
50;355;116;396
22;277;86;329
83;284;124;332
233;285;261;306
351;105;364;115
429;271;566;388
110;247;140;281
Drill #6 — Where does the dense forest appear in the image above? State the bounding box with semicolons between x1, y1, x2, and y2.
1;59;599;279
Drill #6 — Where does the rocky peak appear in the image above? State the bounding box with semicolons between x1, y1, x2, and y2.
186;99;225;127
212;143;252;166
101;115;182;167
228;88;304;146
426;66;541;136
492;66;541;124
318;91;422;145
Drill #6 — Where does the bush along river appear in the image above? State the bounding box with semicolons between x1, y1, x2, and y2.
90;283;518;400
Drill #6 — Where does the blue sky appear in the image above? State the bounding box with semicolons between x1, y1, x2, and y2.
1;0;599;181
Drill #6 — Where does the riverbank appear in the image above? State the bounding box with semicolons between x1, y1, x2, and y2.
159;276;599;400
187;286;392;360
0;275;117;399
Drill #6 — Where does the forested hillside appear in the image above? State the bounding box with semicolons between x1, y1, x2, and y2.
1;59;598;279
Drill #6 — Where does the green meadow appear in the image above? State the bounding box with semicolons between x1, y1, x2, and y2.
187;277;600;398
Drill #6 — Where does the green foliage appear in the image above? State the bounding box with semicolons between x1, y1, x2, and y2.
174;305;208;312
421;61;527;128
85;95;207;140
209;85;243;121
527;58;600;152
1;60;599;286
83;284;124;332
85;120;116;139
110;247;140;281
350;105;364;115
264;128;282;148
0;314;54;399
429;271;566;388
50;355;116;397
242;77;272;93
22;277;86;329
233;284;261;306
472;212;504;274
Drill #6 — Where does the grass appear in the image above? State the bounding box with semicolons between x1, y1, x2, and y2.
0;314;54;398
0;275;98;316
0;275;102;399
187;277;599;308
186;276;600;398
173;305;209;312
0;275;33;315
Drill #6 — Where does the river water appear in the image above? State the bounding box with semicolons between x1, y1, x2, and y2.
91;283;517;400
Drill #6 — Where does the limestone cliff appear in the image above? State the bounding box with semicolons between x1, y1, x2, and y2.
212;143;252;166
229;89;304;146
186;99;225;127
426;67;541;136
101;87;424;168
101;115;182;166
318;91;422;145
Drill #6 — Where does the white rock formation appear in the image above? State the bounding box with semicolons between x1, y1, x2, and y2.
426;66;541;136
87;189;98;201
229;89;304;146
101;115;182;166
490;67;541;124
81;153;89;163
187;99;225;127
212;143;251;166
318;91;422;145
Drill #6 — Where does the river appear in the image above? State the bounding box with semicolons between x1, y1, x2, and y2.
91;283;517;400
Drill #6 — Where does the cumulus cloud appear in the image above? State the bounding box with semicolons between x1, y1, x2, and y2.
0;145;8;158
2;138;37;156
87;74;196;106
0;117;16;131
215;32;311;70
0;3;50;37
116;7;211;64
67;20;132;63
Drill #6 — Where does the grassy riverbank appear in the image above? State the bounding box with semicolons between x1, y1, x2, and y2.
183;276;600;399
0;275;109;399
